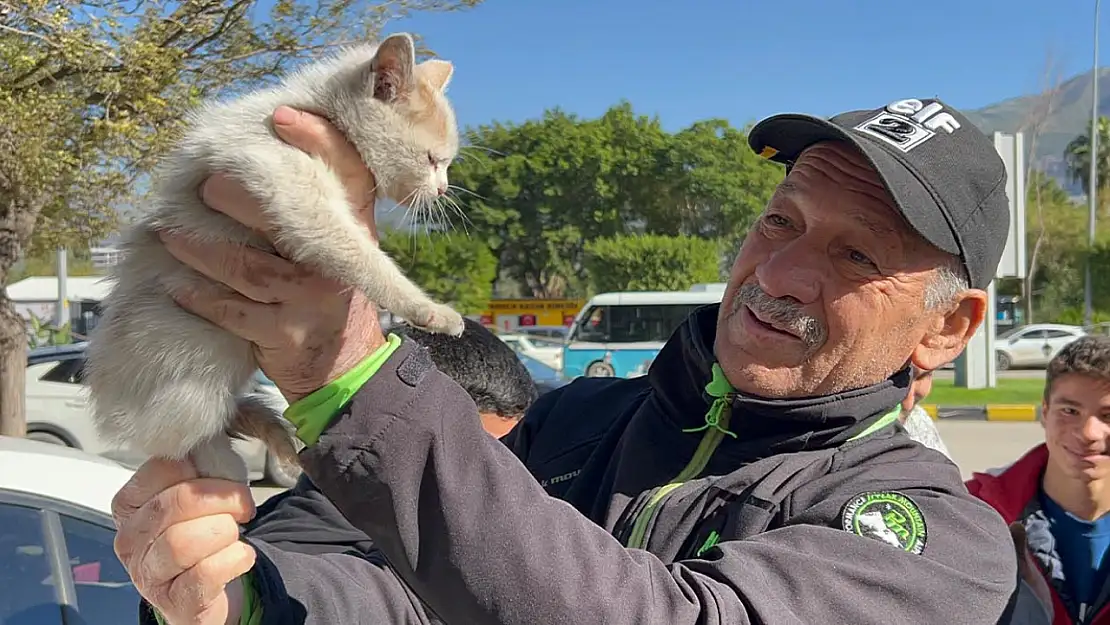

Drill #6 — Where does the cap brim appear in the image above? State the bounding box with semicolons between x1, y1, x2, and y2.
748;114;962;259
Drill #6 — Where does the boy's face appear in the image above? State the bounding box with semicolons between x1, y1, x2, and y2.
1043;373;1110;482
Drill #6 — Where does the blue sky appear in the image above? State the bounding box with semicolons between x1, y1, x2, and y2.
386;0;1108;132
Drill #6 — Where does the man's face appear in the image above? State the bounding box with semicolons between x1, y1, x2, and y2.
715;142;984;397
1043;373;1110;483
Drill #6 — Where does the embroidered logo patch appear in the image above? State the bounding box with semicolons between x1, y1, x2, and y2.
841;491;927;555
852;98;962;153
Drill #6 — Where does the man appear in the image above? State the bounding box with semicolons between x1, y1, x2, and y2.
899;365;953;458
239;317;537;558
968;335;1110;624
112;98;1020;624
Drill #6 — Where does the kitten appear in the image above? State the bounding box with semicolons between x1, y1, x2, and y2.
85;33;464;483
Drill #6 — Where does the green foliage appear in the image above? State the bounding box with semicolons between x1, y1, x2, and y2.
583;234;722;294
26;313;72;348
449;101;783;298
0;0;483;268
379;230;498;314
1024;171;1088;321
8;250;101;283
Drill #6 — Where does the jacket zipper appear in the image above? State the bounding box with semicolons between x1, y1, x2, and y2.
624;414;733;549
622;405;901;550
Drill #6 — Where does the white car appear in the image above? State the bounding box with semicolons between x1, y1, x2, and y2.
995;323;1086;370
0;435;142;624
24;343;302;487
497;333;563;370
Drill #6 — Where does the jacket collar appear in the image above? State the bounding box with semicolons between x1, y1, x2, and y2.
648;305;912;455
966;444;1049;523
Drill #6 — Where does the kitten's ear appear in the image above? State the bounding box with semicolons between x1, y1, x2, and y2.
419;60;454;92
370;33;416;102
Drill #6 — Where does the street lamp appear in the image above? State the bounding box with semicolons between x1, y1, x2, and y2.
1086;0;1102;328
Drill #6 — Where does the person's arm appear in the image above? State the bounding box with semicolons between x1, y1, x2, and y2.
294;339;1018;624
138;541;442;625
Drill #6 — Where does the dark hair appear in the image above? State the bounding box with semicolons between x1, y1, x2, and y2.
394;317;539;419
1045;335;1110;402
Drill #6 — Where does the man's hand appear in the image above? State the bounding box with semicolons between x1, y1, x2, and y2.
112;459;257;625
163;106;385;402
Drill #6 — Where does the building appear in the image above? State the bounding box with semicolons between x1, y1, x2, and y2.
6;276;112;335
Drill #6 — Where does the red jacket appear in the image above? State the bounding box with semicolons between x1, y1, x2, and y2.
967;444;1110;625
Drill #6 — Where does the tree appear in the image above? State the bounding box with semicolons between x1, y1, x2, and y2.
583;234;722;294
1064;115;1110;219
0;0;482;437
450;103;782;299
651;120;781;246
1023;173;1087;321
379;229;498;314
1019;52;1064;323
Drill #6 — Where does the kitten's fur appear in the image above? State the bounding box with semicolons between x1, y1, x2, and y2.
85;33;463;483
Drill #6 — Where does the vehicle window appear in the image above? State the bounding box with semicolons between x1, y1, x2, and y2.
0;503;62;624
581;304;692;341
1043;330;1074;339
38;358;85;385
1012;330;1045;342
59;514;139;625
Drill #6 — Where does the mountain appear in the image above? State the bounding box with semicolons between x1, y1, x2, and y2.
966;68;1110;194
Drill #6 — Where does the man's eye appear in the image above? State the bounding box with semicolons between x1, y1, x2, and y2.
765;214;790;227
848;249;874;265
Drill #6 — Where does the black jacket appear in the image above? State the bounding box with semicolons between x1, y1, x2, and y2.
144;305;1019;624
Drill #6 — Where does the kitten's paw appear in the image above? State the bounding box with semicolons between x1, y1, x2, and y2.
412;304;465;337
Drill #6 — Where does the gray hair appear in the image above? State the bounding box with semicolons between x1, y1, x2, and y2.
923;257;969;310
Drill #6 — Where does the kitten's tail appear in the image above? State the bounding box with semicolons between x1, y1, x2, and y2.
228;394;303;471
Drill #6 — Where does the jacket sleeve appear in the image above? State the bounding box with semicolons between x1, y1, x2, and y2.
136;539;439;625
299;340;1017;624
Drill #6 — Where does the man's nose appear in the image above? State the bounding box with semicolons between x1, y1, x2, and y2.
753;240;823;304
1081;416;1107;444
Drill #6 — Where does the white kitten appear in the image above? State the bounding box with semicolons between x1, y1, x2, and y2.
85;33;464;483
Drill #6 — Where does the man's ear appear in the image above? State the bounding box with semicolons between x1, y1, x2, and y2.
910;289;987;372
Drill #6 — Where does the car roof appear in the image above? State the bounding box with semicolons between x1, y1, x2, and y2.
0;435;134;516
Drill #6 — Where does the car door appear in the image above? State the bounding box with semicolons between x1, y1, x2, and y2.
25;357;108;454
1006;329;1048;366
1041;329;1083;364
26;357;88;419
0;489;140;625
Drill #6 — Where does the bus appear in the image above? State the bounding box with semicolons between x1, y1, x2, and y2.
561;287;727;379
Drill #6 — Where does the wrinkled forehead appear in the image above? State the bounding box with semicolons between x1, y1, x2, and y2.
779;141;918;239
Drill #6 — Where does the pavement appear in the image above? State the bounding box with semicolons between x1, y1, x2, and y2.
248;420;1046;504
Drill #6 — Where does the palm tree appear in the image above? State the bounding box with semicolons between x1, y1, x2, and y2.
1065;115;1110;219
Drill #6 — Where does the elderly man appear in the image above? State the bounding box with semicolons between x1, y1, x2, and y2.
112;98;1019;625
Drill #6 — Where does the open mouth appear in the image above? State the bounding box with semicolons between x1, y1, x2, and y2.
744;306;797;339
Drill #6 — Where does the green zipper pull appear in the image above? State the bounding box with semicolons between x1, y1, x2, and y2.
683;363;738;439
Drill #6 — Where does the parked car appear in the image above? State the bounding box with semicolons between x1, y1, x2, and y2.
498;333;563;370
517;352;568;395
0;435;140;624
23;343;300;487
995;323;1086;370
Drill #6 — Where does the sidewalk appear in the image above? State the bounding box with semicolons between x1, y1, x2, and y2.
920;404;1041;422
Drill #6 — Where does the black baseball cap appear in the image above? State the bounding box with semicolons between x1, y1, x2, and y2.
747;98;1010;290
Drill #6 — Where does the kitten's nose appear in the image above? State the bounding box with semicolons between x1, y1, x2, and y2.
436;184;447;196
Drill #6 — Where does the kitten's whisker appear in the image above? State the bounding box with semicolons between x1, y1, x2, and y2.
448;184;487;202
460;143;505;158
440;196;471;236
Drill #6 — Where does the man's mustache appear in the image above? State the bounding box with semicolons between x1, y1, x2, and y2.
734;283;827;349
